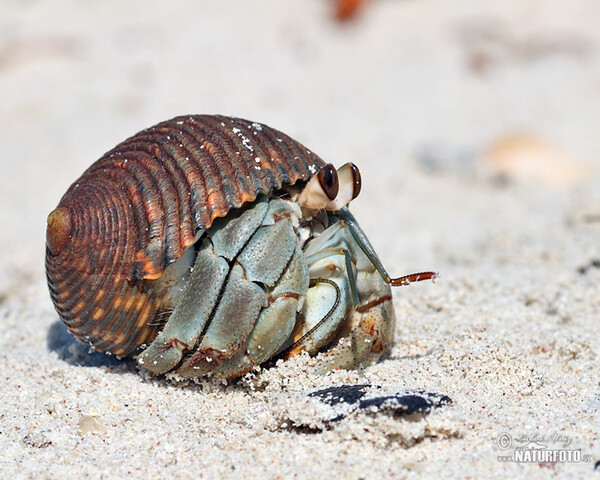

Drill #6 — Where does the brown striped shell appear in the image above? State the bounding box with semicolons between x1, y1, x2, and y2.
46;115;326;357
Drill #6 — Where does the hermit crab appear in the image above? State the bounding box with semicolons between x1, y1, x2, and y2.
46;115;435;378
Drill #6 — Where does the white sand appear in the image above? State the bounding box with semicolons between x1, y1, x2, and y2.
1;1;599;478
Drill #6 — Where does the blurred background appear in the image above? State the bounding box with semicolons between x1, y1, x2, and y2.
1;0;599;292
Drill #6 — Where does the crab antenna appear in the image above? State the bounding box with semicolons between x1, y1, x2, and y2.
389;271;438;286
342;213;438;287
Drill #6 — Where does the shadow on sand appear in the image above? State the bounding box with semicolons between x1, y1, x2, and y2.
46;320;136;370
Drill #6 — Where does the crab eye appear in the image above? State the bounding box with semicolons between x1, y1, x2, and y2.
317;164;339;201
349;163;361;200
323;163;362;212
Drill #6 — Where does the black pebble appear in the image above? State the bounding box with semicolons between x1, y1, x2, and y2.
308;384;452;422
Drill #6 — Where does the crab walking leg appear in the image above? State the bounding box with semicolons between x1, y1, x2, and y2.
236;199;298;287
138;197;267;374
177;199;299;377
294;259;351;355
313;218;395;374
300;212;395;374
208;196;269;260
176;263;265;377
283;223;355;358
246;247;309;363
310;267;394;375
137;238;229;374
215;246;309;378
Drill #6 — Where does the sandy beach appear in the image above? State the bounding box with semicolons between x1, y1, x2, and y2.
1;1;599;478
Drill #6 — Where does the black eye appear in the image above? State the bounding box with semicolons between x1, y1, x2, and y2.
317;164;339;201
349;163;362;200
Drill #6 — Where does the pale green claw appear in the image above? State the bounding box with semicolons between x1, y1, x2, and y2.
209;197;268;260
246;246;309;364
236;200;296;287
138;238;229;374
176;264;265;377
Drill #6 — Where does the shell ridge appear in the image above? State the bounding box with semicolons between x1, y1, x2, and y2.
77;181;141;339
118;152;168;279
196;116;247;214
159;141;196;250
57;183;117;318
138;145;185;270
229;117;283;206
117;140;191;267
169;126;211;231
202;116;254;210
179;121;229;227
249;123;295;186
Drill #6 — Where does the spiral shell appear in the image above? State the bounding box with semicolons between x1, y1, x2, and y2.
46;115;325;357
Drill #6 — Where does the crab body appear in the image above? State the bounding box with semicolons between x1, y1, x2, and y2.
45;115;417;379
138;196;394;377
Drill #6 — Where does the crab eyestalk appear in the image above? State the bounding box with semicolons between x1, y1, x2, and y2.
297;164;339;210
298;162;362;212
325;163;361;211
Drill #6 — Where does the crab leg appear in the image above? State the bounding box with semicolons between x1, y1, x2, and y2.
137;238;229;374
281;221;356;358
176;263;265;377
177;199;298;377
302;212;395;373
245;247;309;364
290;258;351;356
214;246;309;378
138;197;271;375
310;266;394;374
